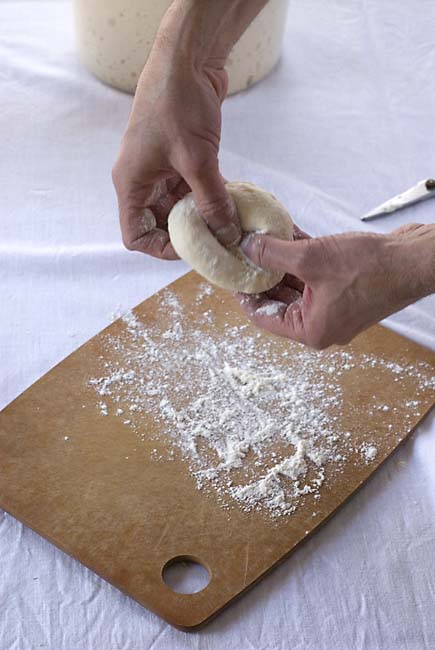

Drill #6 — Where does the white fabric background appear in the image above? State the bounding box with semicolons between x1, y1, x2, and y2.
1;1;435;648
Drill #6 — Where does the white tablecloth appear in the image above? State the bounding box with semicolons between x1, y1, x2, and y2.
1;1;435;648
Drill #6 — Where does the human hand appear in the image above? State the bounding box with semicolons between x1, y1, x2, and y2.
112;3;241;260
237;223;435;349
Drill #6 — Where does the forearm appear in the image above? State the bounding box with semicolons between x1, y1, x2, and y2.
154;0;269;67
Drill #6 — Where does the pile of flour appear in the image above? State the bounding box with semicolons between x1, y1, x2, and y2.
88;284;434;518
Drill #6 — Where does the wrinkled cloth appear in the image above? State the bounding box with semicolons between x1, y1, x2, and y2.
1;1;435;648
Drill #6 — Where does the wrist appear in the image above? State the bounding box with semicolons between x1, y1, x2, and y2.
388;224;435;303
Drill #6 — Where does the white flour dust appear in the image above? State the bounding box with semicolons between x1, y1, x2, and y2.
88;284;435;518
255;301;284;317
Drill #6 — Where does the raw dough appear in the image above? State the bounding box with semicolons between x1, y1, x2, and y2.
168;181;293;293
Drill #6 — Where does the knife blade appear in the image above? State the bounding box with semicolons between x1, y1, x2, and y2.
361;178;435;221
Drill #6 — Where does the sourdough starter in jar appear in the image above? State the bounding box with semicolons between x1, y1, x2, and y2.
74;0;289;95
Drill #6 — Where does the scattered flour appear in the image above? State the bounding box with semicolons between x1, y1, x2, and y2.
361;443;378;462
121;311;140;330
88;286;435;518
97;401;108;416
255;301;284;317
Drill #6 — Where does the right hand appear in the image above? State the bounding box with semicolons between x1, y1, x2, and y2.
237;224;432;349
112;12;240;260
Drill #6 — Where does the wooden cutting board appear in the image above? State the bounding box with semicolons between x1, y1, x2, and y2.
1;271;435;630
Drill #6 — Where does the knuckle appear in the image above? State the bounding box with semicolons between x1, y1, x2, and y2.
120;219;136;251
121;235;135;251
197;194;234;220
111;160;123;190
194;196;238;242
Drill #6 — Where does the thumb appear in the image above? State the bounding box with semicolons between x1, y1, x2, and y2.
241;233;311;281
183;160;241;246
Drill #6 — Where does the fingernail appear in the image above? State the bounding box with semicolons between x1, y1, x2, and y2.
215;222;241;247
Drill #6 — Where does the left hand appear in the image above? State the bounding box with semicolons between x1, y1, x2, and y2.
112;2;241;260
236;224;433;349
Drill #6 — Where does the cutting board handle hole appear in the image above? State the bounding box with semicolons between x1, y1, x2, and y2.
162;555;210;594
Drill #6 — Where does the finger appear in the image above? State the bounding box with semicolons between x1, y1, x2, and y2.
166;176;191;201
183;159;241;247
124;225;179;260
118;185;180;259
149;179;191;229
266;283;302;305
257;275;303;303
240;234;311;280
236;293;306;343
282;273;305;293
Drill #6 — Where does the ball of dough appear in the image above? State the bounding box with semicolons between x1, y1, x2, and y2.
168;181;293;293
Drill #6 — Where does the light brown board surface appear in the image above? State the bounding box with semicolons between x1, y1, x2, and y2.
1;272;435;630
